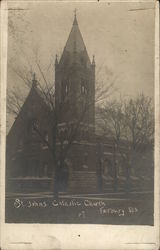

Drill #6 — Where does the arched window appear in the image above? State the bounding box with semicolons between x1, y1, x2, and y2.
103;159;113;177
61;81;70;98
81;82;87;95
83;152;89;169
30;118;39;134
65;84;68;94
44;132;49;142
81;85;85;94
27;119;39;141
41;131;49;149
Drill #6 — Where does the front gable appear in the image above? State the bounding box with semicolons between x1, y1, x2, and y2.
7;85;53;159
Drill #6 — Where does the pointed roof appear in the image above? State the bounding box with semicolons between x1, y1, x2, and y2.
65;15;85;53
59;13;91;67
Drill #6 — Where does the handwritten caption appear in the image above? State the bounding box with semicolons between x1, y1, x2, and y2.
13;198;138;217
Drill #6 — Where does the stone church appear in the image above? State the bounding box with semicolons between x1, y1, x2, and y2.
6;13;152;195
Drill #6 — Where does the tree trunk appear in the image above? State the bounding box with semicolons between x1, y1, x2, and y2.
53;163;60;199
96;142;103;193
125;164;130;194
97;162;102;193
113;144;118;192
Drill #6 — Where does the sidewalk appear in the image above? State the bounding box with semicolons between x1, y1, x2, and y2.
6;190;153;200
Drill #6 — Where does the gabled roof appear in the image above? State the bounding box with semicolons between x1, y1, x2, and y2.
59;15;91;67
7;83;53;139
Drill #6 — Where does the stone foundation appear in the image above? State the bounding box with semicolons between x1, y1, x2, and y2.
68;171;98;194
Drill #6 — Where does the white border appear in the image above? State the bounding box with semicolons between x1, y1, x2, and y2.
0;1;159;250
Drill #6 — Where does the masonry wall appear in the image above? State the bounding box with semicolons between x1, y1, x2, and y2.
68;171;98;194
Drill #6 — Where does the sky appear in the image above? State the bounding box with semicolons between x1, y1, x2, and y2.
7;1;155;130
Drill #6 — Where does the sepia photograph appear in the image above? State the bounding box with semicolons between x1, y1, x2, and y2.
4;0;156;226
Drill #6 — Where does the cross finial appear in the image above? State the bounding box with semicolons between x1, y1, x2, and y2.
74;8;77;17
92;55;95;65
32;72;37;87
55;54;58;65
73;8;78;25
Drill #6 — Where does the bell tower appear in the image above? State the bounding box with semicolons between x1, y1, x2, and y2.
55;12;95;138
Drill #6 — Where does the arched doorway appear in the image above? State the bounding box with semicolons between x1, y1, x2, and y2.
102;158;113;178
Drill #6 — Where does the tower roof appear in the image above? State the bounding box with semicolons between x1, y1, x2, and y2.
65;15;85;53
59;13;91;67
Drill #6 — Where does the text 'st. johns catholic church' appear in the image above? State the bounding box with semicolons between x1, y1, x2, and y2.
6;13;104;194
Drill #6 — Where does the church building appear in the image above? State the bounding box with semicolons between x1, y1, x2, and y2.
6;13;101;194
6;12;152;195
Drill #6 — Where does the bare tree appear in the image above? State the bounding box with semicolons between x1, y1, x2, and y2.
7;56;115;197
98;94;154;192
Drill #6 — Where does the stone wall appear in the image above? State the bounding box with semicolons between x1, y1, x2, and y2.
68;171;98;194
6;178;53;194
